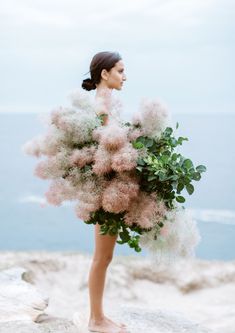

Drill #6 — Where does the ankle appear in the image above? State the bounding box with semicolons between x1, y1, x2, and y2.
89;314;105;323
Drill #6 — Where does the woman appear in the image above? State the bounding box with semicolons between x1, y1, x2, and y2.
82;51;128;333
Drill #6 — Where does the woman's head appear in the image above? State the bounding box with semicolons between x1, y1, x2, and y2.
82;51;126;91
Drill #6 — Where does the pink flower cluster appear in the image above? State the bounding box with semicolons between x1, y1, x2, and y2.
125;192;167;229
75;180;104;220
102;173;139;213
45;178;77;206
92;123;138;175
70;146;97;168
132;97;172;138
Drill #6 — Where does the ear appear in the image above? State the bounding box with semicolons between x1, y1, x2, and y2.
100;69;109;81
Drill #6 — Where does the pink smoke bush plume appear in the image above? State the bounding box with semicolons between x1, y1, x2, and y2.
102;175;139;213
94;122;128;151
45;179;76;206
111;143;138;172
92;146;113;175
124;192;167;229
75;180;103;220
132;97;172;138
70;146;97;168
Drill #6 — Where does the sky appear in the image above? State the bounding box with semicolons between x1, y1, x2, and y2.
0;0;234;115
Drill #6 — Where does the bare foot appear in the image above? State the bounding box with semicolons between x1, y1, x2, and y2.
105;315;127;328
88;315;128;332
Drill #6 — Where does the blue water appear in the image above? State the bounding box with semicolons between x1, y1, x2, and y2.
0;113;234;260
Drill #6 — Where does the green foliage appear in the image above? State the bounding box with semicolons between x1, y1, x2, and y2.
132;122;207;209
84;208;149;253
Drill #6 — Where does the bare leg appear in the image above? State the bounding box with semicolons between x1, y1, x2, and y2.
88;223;127;332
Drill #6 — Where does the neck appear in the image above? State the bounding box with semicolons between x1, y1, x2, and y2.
95;84;113;100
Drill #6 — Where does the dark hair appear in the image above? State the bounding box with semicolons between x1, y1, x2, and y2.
82;51;122;91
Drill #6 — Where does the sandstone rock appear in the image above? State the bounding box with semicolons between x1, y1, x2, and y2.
0;266;49;323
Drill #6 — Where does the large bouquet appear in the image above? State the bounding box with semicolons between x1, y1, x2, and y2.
22;89;206;260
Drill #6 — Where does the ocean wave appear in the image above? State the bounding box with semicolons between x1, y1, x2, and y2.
18;195;72;206
188;208;235;225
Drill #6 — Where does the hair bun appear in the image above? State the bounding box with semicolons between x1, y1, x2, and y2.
82;78;96;91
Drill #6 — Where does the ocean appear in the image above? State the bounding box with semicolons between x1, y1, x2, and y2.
0;112;234;260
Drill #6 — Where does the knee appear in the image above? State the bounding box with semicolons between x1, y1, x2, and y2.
92;255;113;267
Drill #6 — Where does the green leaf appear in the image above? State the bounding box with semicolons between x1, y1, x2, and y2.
186;183;194;195
83;220;94;224
137;158;146;166
83;165;91;172
176;196;185;203
159;172;167;181
135;247;142;252
164;127;173;136
171;138;178;146
196;165;207;172
172;153;178;161
176;122;179;129
132;141;144;149
177;137;188;145
182;159;194;169
148;175;156;181
168;175;178;181
160;155;169;163
177;183;184;193
119;231;130;242
172;181;177;189
145;138;154;147
136;166;143;172
136;136;146;144
192;172;201;181
116;240;125;244
108;226;118;236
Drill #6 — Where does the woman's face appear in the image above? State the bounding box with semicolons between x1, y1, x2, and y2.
102;60;127;90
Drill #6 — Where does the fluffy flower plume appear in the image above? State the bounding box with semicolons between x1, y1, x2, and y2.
22;125;70;158
70;146;97;168
75;180;104;220
132;98;172;138
45;179;76;206
102;175;139;213
111;142;138;172
127;128;144;142
139;206;201;260
124;192;167;229
22;135;45;158
41;128;68;156
34;149;70;179
67;89;95;113
94;122;128;151
92;146;113;175
75;202;96;221
51;108;100;145
51;107;76;127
